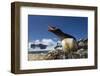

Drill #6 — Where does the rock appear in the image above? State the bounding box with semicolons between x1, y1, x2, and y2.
44;49;65;60
78;38;88;49
77;48;88;58
77;48;85;54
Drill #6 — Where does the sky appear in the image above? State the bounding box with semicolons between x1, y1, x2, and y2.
28;15;88;51
28;15;88;41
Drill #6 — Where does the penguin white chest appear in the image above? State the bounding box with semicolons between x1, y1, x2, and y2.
61;38;77;53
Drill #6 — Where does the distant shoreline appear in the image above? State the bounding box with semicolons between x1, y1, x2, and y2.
28;51;49;54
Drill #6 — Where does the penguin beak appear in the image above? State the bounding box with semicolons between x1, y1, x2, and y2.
48;26;56;32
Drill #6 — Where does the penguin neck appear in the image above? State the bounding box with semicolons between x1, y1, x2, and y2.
52;30;67;40
52;30;76;41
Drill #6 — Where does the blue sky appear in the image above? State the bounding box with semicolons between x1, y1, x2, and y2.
28;15;88;42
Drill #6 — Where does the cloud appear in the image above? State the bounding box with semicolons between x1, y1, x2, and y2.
28;38;59;51
34;40;41;44
42;39;56;46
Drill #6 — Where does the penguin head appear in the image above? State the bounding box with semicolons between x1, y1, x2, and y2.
48;26;61;33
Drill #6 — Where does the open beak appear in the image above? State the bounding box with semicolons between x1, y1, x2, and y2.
48;26;56;31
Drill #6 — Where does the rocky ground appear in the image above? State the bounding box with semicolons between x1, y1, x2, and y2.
28;38;88;60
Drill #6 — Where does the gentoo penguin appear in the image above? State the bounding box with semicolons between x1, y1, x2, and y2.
48;26;78;58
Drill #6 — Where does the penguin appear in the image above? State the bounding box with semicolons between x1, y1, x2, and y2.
48;26;78;58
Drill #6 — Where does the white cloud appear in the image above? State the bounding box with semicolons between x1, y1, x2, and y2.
28;38;61;51
34;40;40;44
42;39;56;46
